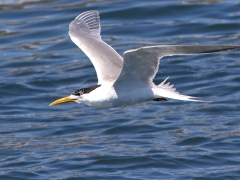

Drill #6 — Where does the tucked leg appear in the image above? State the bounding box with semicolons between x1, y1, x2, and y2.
153;98;167;101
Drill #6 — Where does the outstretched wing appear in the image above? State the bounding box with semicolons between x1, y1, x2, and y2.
69;10;123;85
114;45;240;85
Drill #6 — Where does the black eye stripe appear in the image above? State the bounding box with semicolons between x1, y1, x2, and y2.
72;89;84;96
72;85;101;96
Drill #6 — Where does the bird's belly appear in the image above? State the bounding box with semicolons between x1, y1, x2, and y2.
83;86;154;108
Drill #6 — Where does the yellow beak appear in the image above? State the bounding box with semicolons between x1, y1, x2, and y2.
49;96;74;106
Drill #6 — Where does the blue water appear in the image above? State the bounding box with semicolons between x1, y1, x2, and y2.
1;0;240;179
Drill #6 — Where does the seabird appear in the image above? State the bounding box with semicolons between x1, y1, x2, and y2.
49;10;240;108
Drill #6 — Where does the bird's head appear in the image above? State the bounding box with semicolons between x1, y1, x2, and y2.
49;85;101;106
49;89;84;106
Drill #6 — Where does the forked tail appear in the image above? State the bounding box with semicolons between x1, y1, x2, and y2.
156;77;209;102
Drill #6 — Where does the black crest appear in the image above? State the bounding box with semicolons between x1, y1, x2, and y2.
72;85;101;96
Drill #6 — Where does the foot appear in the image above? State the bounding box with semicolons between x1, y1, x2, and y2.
153;98;167;101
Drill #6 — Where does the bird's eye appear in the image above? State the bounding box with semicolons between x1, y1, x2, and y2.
72;89;84;96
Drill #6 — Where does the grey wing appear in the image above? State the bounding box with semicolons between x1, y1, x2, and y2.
114;45;240;85
69;10;123;85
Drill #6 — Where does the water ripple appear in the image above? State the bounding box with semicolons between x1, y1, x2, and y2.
1;0;240;179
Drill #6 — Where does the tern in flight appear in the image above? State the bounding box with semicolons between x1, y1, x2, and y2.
49;10;240;108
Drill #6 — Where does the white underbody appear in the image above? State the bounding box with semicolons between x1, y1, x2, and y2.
72;84;156;108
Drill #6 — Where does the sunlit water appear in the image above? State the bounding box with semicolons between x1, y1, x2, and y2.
1;0;240;179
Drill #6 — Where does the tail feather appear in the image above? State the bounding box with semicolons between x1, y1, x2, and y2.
158;77;177;92
157;77;210;102
159;76;169;86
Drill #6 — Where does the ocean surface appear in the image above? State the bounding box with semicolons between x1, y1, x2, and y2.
1;0;240;179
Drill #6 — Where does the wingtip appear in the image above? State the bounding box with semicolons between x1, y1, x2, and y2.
75;10;99;20
69;10;101;39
